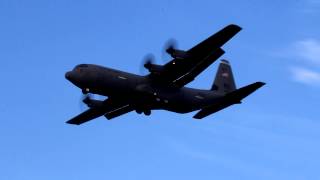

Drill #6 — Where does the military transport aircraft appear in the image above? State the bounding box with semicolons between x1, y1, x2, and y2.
65;24;265;125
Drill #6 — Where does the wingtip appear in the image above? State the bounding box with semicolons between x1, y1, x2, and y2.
193;112;205;119
193;115;201;119
228;24;242;31
256;81;266;87
65;121;80;125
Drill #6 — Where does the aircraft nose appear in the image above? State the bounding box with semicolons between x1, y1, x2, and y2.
65;71;73;81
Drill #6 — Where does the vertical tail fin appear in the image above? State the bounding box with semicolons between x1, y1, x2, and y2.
211;59;236;94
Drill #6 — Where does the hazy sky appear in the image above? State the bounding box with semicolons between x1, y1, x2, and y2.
1;0;320;179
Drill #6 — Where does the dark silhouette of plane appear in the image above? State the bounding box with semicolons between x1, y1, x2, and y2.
65;24;265;125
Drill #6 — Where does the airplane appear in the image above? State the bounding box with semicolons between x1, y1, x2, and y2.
65;24;265;125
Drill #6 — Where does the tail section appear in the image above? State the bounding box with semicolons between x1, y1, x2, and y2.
194;82;265;119
194;59;265;119
211;60;236;94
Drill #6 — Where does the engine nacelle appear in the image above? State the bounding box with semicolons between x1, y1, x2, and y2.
144;63;164;74
166;48;190;59
83;97;104;108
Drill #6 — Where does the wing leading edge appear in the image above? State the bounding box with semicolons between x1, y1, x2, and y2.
187;24;242;58
66;107;106;125
66;98;133;125
152;24;242;87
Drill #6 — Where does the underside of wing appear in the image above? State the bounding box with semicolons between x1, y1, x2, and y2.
152;24;241;87
66;98;133;125
172;48;225;87
187;24;242;58
104;104;133;120
66;108;106;125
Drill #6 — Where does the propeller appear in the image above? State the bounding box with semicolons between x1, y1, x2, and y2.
162;38;178;62
79;93;107;111
140;53;156;75
139;38;178;74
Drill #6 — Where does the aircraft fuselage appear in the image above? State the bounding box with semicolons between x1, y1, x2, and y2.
65;64;222;114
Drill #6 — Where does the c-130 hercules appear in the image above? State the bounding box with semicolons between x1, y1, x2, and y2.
65;24;265;125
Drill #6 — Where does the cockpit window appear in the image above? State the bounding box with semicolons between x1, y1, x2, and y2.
74;64;88;73
78;64;88;68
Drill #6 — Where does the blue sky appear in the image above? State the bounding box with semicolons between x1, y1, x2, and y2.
1;0;320;179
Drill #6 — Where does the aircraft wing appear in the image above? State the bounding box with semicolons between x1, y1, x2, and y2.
187;24;242;59
66;107;107;125
172;48;225;87
104;104;133;120
155;24;241;87
66;98;133;125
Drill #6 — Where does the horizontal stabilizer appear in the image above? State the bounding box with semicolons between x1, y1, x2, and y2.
193;82;265;119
